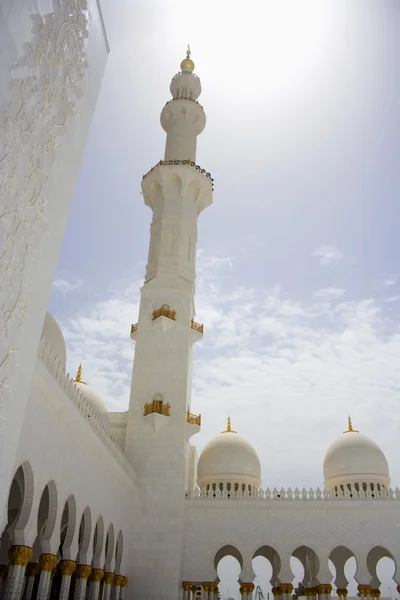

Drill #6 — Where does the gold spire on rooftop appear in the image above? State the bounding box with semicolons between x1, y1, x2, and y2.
222;416;237;434
180;44;195;73
344;415;358;433
73;364;86;385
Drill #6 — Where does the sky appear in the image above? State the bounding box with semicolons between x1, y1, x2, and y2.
48;1;400;596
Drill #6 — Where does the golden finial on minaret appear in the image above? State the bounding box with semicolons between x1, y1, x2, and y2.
344;415;358;433
180;44;195;73
222;417;237;433
73;364;86;385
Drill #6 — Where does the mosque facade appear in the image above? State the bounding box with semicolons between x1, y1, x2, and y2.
1;3;400;600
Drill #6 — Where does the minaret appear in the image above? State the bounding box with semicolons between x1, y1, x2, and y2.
125;49;212;598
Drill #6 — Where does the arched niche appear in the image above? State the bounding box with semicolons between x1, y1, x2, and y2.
92;517;104;568
0;462;34;561
165;173;182;199
105;524;115;572
291;546;320;588
114;529;123;573
367;546;397;593
59;495;76;560
32;480;58;559
77;507;91;564
253;546;281;589
186;178;201;204
329;546;357;595
214;545;243;598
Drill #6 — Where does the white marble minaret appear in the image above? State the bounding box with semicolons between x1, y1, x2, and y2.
125;49;213;600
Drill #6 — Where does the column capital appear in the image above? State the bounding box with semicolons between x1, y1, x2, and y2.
358;585;372;597
240;583;255;594
272;587;282;596
280;584;294;595
115;574;124;586
59;560;76;577
304;588;318;597
336;589;348;598
90;568;104;583
370;590;381;598
8;545;32;566
75;564;92;580
317;584;332;595
121;576;128;587
38;553;57;573
103;572;115;585
183;581;191;591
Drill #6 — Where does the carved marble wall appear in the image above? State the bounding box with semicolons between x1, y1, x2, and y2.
0;0;109;529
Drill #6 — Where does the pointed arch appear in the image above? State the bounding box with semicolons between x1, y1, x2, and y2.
115;529;123;572
59;495;76;558
77;506;92;563
104;523;115;571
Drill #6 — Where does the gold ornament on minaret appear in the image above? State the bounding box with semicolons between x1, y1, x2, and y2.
73;363;87;385
180;45;195;72
344;415;359;434
222;416;237;433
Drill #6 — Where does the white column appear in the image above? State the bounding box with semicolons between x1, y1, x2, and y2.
102;573;114;600
280;583;294;600
183;582;191;600
36;554;57;600
317;584;333;600
58;560;77;600
2;546;32;600
23;563;38;600
88;569;104;600
73;565;92;600
112;576;123;600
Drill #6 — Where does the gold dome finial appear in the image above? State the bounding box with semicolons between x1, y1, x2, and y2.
73;364;86;385
222;416;237;433
180;44;195;73
344;415;358;433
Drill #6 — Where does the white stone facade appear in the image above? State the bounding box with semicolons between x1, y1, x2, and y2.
0;27;399;600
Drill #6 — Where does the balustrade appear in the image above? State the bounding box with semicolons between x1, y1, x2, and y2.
187;409;201;426
152;304;176;321
143;399;171;417
191;319;204;334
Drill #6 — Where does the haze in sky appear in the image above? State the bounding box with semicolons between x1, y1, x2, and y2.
49;1;400;596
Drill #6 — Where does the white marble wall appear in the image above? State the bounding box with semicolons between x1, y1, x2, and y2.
0;0;109;528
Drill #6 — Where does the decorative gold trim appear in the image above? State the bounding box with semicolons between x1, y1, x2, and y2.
272;587;281;596
280;584;294;595
59;560;76;577
191;319;204;334
152;305;176;322
90;569;104;583
115;575;124;587
38;553;57;573
222;416;236;433
344;415;358;433
73;364;86;385
8;546;32;567
131;323;138;335
121;576;128;587
187;409;201;426
143;399;170;417
370;591;381;598
142;160;214;190
317;584;332;595
103;572;115;585
75;565;91;580
336;590;348;598
357;585;371;597
304;588;317;597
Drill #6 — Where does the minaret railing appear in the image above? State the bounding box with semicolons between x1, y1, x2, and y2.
143;159;214;190
152;304;176;321
190;320;203;334
186;409;201;426
143;399;171;417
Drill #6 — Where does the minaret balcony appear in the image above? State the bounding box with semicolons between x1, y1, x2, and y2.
130;323;138;340
152;304;176;333
186;409;201;439
190;319;203;343
144;399;170;417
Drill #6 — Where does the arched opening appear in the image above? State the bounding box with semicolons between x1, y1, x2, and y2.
92;517;104;568
114;529;122;573
329;546;357;597
252;546;281;597
104;524;115;572
215;546;242;599
0;462;34;565
368;546;397;596
165;173;182;198
58;495;76;560
291;546;319;589
32;481;58;560
76;507;91;564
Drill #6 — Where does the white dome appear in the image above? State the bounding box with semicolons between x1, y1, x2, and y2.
41;312;66;369
73;372;109;427
197;421;261;490
323;423;390;491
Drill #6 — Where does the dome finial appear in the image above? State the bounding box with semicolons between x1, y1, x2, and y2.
344;415;358;433
73;363;86;385
180;45;195;73
222;416;237;433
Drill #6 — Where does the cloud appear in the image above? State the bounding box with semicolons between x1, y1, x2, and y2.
313;245;344;267
53;278;83;294
54;253;400;493
313;287;345;300
384;276;398;287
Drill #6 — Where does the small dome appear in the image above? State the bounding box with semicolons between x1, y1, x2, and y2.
41;312;67;369
197;419;261;490
73;366;109;427
323;419;390;492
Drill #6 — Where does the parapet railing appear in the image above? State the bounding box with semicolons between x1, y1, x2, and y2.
37;339;136;481
187;409;201;426
143;399;170;417
191;320;204;334
185;486;400;501
143;160;214;190
152;304;176;322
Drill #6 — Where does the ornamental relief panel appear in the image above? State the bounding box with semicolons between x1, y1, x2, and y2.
0;0;89;404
